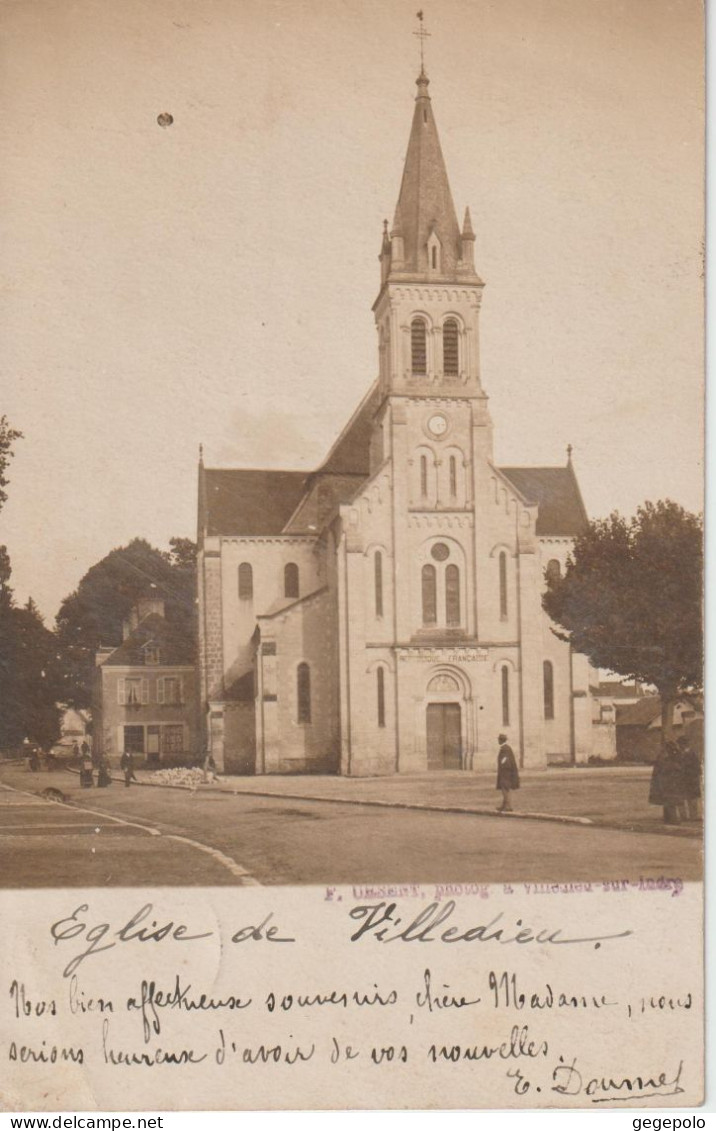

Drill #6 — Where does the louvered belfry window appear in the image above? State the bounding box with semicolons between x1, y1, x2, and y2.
443;318;459;376
411;318;427;375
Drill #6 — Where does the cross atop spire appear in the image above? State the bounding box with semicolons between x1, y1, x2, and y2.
413;10;431;76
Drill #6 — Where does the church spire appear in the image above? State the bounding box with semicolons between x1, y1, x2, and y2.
389;66;463;278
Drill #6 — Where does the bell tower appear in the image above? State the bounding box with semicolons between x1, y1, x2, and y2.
371;62;493;473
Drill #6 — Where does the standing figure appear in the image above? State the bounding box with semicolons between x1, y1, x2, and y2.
80;753;94;788
496;734;520;813
202;750;220;784
120;750;137;788
649;742;685;824
96;756;112;788
677;735;702;820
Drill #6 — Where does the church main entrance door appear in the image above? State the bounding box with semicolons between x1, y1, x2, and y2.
426;703;462;770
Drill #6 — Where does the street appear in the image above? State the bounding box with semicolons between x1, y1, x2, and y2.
0;764;702;887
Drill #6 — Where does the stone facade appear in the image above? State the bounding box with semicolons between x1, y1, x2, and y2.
197;68;596;776
93;600;198;767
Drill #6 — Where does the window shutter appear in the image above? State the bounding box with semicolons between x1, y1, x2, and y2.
411;318;427;375
117;726;124;752
179;677;184;705
443;318;459;376
157;678;165;705
142;679;149;704
118;679;126;706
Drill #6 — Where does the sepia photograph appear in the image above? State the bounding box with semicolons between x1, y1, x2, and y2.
0;0;703;892
0;0;706;1114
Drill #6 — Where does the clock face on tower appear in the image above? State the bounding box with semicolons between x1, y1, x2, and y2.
427;413;449;438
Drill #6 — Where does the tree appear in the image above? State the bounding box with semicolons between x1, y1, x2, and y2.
0;600;63;749
0;415;22;513
0;584;63;750
543;500;702;740
55;537;197;708
0;417;62;749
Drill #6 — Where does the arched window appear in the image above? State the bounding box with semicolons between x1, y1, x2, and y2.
543;660;555;720
422;564;437;625
374;551;383;617
546;559;561;583
449;455;457;498
411;317;427;375
377;667;386;727
297;662;311;724
445;564;460;626
284;562;299;599
420;454;428;497
238;562;253;600
501;666;510;726
499;552;508;619
431;246;437;269
443;318;459;376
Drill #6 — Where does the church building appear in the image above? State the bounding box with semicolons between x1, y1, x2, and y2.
197;66;595;776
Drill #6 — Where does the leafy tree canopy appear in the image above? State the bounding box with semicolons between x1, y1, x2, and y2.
55;537;197;708
0;420;61;748
0;415;22;513
543;500;702;711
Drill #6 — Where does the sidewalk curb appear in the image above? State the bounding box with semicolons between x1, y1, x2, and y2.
62;768;700;837
224;786;596;827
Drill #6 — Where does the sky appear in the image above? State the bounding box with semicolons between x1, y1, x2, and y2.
0;0;704;621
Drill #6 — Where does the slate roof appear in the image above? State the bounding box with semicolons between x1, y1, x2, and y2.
591;680;645;699
499;465;589;537
201;391;589;539
615;698;662;728
316;384;381;476
616;695;703;728
391;72;463;276
202;469;308;538
99;613;194;667
284;474;367;534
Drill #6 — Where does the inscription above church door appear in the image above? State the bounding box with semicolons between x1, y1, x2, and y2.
426;702;462;770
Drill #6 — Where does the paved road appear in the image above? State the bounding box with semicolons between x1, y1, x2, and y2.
0;767;701;887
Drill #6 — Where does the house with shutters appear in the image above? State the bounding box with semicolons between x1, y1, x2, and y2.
93;594;198;766
197;64;596;776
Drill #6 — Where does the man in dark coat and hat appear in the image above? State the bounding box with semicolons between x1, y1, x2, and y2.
676;735;702;820
496;734;520;812
649;742;686;825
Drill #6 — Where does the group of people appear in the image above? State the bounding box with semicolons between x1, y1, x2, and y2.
23;740;57;772
78;752;113;788
648;736;702;825
72;739;136;789
494;731;703;828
